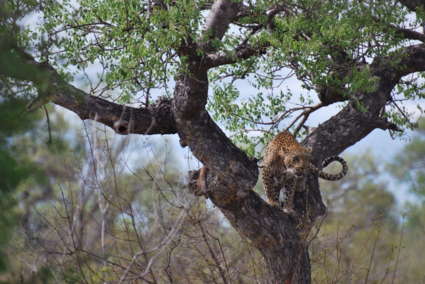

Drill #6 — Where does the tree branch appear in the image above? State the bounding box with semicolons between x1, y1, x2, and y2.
396;27;425;42
300;44;425;164
201;0;243;53
203;43;266;68
397;0;425;12
0;42;176;135
398;44;425;75
53;91;176;135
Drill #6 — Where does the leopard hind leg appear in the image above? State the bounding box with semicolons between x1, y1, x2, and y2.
262;167;281;207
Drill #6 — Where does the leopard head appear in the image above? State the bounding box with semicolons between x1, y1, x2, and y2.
282;146;312;177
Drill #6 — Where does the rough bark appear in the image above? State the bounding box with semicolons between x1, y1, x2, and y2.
53;91;177;135
3;1;425;283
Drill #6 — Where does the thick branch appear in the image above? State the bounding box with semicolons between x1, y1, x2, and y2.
398;44;425;75
201;0;243;53
53;91;176;135
172;2;260;198
396;27;425;42
398;0;425;11
203;43;266;68
301;50;418;164
0;43;176;135
317;86;349;106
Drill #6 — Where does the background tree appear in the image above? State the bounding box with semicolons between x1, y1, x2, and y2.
388;119;425;281
311;153;401;283
0;96;43;276
2;107;266;283
1;0;425;283
5;121;425;283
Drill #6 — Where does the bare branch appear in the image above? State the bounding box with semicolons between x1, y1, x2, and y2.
396;27;425;42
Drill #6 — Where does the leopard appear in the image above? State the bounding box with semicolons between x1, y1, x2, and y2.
262;130;348;217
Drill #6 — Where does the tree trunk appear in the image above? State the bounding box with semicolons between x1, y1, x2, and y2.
172;61;331;281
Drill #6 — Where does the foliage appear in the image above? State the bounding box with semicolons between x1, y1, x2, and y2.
388;119;425;279
2;0;424;156
389;119;425;198
206;0;423;149
0;86;45;276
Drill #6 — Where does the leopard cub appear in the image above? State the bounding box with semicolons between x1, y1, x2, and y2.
262;130;348;217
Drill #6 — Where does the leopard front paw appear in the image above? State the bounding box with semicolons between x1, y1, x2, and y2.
283;208;297;219
268;201;281;208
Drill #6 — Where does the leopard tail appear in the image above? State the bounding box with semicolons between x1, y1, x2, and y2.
309;156;348;181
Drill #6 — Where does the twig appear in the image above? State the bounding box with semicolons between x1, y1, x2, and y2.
391;216;405;284
391;100;416;129
118;197;192;283
334;224;375;283
365;221;382;283
380;238;396;284
286;102;323;135
335;220;341;279
42;105;52;144
293;113;309;137
198;222;229;284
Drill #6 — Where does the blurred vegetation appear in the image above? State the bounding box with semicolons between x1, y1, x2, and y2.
1;104;425;283
0;103;264;283
0;89;41;273
309;124;425;283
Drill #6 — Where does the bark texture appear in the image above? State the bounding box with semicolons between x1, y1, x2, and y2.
3;1;425;283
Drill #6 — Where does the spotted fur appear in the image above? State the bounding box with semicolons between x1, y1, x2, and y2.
262;131;348;217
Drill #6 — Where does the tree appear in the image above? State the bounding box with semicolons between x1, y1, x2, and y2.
311;152;400;283
308;128;425;283
0;97;41;275
390;119;425;203
388;119;425;281
1;0;425;282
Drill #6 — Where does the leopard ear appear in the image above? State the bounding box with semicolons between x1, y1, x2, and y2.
306;147;313;154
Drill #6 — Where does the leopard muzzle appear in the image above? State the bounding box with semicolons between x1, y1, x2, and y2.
294;168;306;178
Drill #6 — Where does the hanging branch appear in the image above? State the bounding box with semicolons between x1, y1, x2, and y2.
43;105;52;144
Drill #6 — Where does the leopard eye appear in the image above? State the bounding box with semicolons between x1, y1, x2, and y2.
293;157;299;162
